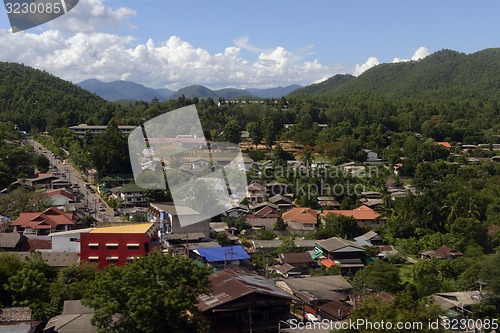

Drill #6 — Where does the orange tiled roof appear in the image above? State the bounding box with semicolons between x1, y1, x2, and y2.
437;142;452;149
282;208;318;224
11;207;75;228
321;205;381;221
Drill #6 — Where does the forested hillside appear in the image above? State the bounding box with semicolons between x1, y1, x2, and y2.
0;62;115;133
291;48;500;98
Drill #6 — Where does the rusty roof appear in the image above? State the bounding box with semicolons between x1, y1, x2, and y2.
317;300;352;320
278;252;314;264
197;268;297;312
421;246;464;259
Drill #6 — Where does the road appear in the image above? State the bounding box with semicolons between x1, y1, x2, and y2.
30;139;121;223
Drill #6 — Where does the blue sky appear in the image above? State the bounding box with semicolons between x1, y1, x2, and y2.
0;0;499;89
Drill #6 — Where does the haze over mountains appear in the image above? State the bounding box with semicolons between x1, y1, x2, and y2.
76;48;500;103
77;79;302;102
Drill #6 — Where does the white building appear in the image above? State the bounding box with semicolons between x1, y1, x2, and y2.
69;124;136;138
49;228;93;252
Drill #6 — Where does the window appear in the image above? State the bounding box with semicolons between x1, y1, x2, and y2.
89;243;99;250
70;237;78;242
127;244;140;250
106;243;119;249
106;257;119;262
126;257;136;263
88;256;99;262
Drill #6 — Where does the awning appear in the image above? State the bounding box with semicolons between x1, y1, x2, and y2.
88;243;99;247
127;243;140;247
311;246;323;260
106;243;119;247
88;256;99;260
321;259;335;268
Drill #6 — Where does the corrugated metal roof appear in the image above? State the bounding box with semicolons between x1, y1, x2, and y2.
197;246;250;262
278;252;314;264
198;269;297;312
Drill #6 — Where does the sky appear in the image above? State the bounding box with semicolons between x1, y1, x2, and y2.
0;0;499;90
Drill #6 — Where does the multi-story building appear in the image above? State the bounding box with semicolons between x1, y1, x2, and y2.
148;202;210;236
119;182;147;207
69;124;136;138
80;223;160;269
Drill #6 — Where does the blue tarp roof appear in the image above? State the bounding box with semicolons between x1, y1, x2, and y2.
197;245;250;262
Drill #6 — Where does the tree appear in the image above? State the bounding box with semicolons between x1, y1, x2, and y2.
300;148;314;169
34;154;50;173
412;259;444;297
221;118;241;144
5;253;56;320
89;121;132;179
273;217;287;231
277;235;297;253
83;251;211;333
79;214;95;227
246;121;263;148
439;193;463;229
0;187;51;219
262;118;277;148
317;214;364;240
271;144;294;167
354;260;402;293
257;229;276;240
344;291;445;333
480;252;500;295
450;217;488;252
0;253;24;307
49;263;98;313
215;232;231;246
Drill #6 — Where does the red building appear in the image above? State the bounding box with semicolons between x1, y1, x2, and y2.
80;223;160;269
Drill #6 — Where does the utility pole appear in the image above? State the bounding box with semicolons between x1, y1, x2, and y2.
248;308;252;333
224;246;236;270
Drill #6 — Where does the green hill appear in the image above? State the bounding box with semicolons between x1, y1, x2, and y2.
0;62;115;133
291;48;500;99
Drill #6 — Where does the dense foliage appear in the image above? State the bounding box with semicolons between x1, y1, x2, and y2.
82;251;211;333
0;252;211;332
0;62;115;133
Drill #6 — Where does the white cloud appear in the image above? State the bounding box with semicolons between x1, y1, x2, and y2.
0;29;342;89
47;0;136;33
393;46;430;63
0;0;346;90
411;46;430;60
354;57;379;76
233;36;262;53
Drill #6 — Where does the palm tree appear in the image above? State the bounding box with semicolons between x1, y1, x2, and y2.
300;148;314;170
465;196;480;219
440;193;463;229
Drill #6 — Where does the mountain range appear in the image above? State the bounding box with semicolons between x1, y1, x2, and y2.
77;79;302;102
2;47;500;133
